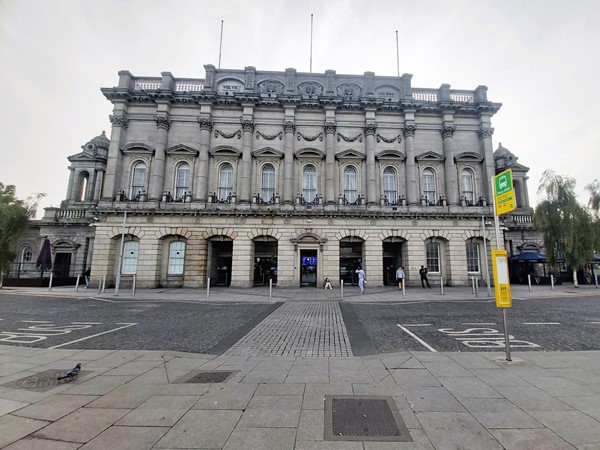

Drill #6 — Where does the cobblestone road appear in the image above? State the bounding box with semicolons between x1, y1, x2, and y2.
224;302;353;357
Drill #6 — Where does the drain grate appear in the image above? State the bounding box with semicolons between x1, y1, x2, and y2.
324;395;412;442
174;370;238;384
3;369;90;392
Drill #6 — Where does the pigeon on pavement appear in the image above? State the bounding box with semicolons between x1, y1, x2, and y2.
57;363;81;381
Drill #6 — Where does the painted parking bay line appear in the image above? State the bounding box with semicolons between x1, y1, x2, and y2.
49;323;138;349
396;324;437;352
522;322;561;325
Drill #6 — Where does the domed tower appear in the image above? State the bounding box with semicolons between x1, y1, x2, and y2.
493;143;531;210
63;131;109;206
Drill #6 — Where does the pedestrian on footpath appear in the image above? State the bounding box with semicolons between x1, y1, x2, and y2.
396;266;405;290
84;266;91;289
323;277;333;289
355;267;366;293
419;265;431;289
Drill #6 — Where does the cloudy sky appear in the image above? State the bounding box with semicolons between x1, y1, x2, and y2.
1;0;598;217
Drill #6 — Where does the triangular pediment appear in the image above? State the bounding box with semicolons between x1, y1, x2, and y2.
121;143;155;156
252;147;284;159
210;145;241;157
336;149;365;160
454;151;483;163
376;150;405;161
166;144;200;156
415;151;444;162
68;152;99;163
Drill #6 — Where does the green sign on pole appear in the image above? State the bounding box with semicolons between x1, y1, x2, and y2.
494;169;516;215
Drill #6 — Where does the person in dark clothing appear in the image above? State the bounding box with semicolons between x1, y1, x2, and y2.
84;267;91;288
419;265;431;288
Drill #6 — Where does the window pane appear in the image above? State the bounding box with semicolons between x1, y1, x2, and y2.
466;241;480;272
461;170;474;204
21;246;32;263
131;162;146;198
122;241;139;274
303;165;316;202
168;241;185;275
175;164;190;200
218;163;233;201
423;169;436;204
383;167;397;203
344;167;357;203
261;164;275;201
426;242;440;272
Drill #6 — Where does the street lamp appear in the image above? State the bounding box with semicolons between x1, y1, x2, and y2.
114;210;127;296
481;216;492;296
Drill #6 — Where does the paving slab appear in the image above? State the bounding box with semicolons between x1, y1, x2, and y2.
489;428;577;450
3;437;82;450
493;385;574;411
438;376;503;399
11;393;98;421
191;383;258;410
527;410;600;446
0;397;30;415
458;398;543;428
0;414;50;448
403;386;465;412
223;426;297;450
79;425;168;449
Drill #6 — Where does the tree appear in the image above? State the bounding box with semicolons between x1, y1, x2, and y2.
0;183;45;287
586;179;600;217
534;170;594;287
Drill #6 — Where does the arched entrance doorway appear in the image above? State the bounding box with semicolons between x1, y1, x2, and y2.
339;236;364;286
253;236;278;286
382;236;405;285
207;236;232;286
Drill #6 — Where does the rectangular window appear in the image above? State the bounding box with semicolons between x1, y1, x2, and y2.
261;169;275;201
423;171;436;204
168;241;185;275
122;241;139;274
426;242;440;272
466;242;480;272
303;169;316;203
383;171;397;204
175;165;191;200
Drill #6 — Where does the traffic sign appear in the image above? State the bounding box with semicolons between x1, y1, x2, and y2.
494;169;516;215
492;250;512;308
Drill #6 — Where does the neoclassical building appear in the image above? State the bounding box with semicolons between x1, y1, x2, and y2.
12;66;539;288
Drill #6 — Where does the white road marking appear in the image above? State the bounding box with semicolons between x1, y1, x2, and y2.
21;320;52;323
71;322;102;324
401;324;431;327
397;324;437;352
88;297;116;303
523;322;561;325
463;322;496;325
586;321;600;324
49;323;138;349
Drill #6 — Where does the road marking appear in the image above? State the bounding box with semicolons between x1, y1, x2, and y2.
401;324;431;327
523;322;561;325
49;323;138;349
397;324;437;352
21;320;52;323
88;297;116;303
438;327;541;348
463;322;496;325
71;322;102;325
586;322;600;324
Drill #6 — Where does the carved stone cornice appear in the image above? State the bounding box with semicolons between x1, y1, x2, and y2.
197;115;213;132
256;130;283;140
240;117;255;133
214;129;242;139
297;131;324;142
154;114;171;131
283;121;296;134
364;122;377;137
336;132;363;143
109;114;128;129
478;127;494;140
324;121;337;135
403;124;416;138
376;133;402;144
441;125;456;139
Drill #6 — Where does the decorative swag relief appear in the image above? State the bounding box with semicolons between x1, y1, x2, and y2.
256;131;283;140
214;129;242;139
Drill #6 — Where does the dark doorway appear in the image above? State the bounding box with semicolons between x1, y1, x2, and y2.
300;249;317;287
54;253;71;278
209;239;232;286
254;237;278;286
383;239;404;285
339;237;363;286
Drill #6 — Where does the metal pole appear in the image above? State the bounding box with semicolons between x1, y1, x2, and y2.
481;216;492;296
218;20;223;69
132;274;136;296
269;278;272;300
206;277;210;299
48;272;53;291
475;278;479;298
75;274;80;292
440;275;444;295
395;30;400;77
102;275;106;294
472;276;476;294
115;211;127;296
340;279;344;301
402;281;405;299
528;274;532;291
550;274;555;291
309;14;313;73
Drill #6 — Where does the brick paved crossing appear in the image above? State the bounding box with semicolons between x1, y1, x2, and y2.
223;302;352;357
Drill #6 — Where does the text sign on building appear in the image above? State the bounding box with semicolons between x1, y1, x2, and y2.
494;169;516;215
492;250;512;308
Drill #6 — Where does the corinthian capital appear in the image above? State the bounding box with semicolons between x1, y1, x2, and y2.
240;117;255;133
154;113;171;131
324;121;337;135
441;125;456;139
284;121;296;134
478;126;494;140
403;124;416;138
364;121;377;137
197;115;213;132
109;113;128;129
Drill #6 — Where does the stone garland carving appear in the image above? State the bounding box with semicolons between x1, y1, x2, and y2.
154;114;171;131
197;116;213;132
403;125;417;138
441;125;456;139
324;121;337;135
364;122;377;137
214;129;242;139
376;133;402;143
283;121;296;134
240;118;255;133
478;127;494;140
109;114;128;129
297;131;324;142
256;130;283;140
336;132;363;143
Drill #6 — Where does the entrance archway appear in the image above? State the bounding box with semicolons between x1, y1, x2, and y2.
382;237;405;285
207;236;232;286
253;236;278;286
339;236;364;286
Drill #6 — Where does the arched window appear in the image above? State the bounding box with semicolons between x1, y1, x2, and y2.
122;241;139;274
303;165;316;203
218;163;233;201
344;166;357;203
426;241;440;272
383;167;397;204
261;164;275;202
460;169;475;205
175;163;191;201
130;162;146;199
422;168;436;205
78;172;89;202
21;246;33;264
168;241;186;275
466;241;480;272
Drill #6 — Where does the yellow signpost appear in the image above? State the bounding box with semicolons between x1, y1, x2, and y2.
492;250;512;308
494;169;516;215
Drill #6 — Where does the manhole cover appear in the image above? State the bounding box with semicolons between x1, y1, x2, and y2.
3;369;90;392
174;370;238;384
324;395;412;442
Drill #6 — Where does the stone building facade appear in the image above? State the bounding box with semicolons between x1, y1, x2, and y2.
11;66;539;289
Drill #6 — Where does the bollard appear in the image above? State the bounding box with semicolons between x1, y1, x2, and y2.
472;276;476;294
528;274;532;292
48;272;54;291
596;274;599;289
340;279;344;301
75;274;80;292
550;274;555;291
101;275;106;294
132;274;137;296
206;277;210;299
269;278;272;300
475;278;479;298
402;282;406;299
115;273;121;296
440;275;444;295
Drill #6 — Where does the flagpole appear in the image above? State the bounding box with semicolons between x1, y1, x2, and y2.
310;14;313;73
396;30;400;77
218;20;224;69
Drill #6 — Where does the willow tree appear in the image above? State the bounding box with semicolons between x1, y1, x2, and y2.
534;171;594;286
585;179;600;259
0;183;44;287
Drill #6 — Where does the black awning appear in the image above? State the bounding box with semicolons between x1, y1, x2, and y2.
508;251;547;263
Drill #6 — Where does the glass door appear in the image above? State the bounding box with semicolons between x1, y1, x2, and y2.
300;250;317;287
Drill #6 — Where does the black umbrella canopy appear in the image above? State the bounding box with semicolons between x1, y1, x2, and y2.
508;251;547;263
36;238;52;271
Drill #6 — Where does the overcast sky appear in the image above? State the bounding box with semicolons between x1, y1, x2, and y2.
1;0;598;217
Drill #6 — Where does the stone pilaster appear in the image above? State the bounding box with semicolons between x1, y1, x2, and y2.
478;121;495;201
442;124;458;205
364;121;377;204
240;116;255;203
195;115;213;201
283;119;296;204
148;112;170;201
403;123;418;205
66;167;75;201
102;109;128;200
324;120;337;204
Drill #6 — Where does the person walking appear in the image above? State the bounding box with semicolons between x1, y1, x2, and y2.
84;266;91;289
396;266;405;290
355;267;366;293
419;265;431;288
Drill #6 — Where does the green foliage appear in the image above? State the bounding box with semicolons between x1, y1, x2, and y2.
585;179;600;217
534;170;595;272
0;183;44;276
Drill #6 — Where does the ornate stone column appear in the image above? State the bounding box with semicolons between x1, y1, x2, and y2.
240;116;254;203
195;115;213;201
102;110;128;200
283;120;296;204
66;167;75;201
478;123;495;201
149;112;170;201
403;123;418;205
324;120;337;204
364;121;377;204
442;124;458;205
